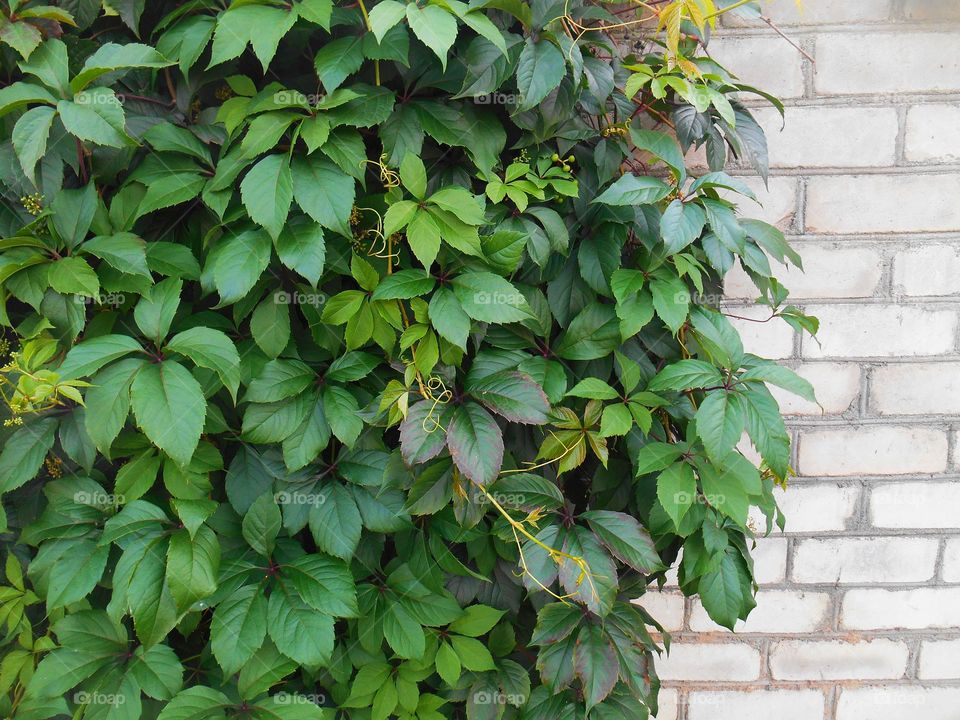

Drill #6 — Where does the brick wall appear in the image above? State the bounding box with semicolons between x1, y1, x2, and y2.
637;3;960;718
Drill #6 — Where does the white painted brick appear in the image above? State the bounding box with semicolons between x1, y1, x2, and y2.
919;639;960;680
688;690;824;720
872;363;960;415
799;426;949;476
806;174;960;234
708;36;806;98
772;363;861;415
944;538;960;582
816;33;960;95
792;537;938;584
837;687;960;720
905;105;960;163
754;106;899;168
726;244;883;299
725;304;796;359
725;176;798;228
690;590;831;633
870;483;960;529
752;537;787;584
842;587;960;629
770;639;909;680
749;483;860;532
633;591;685;632
655;688;678;720
893;244;960;296
723;0;892;26
656;641;761;681
801;305;957;359
903;1;960;21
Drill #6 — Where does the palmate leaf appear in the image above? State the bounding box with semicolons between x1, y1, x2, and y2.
445;401;503;486
130;361;206;467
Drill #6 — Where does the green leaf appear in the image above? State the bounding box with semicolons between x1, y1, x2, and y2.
58;88;132;147
648;360;723;391
553;303;619;361
698;546;754;631
267;584;335;667
368;0;407;42
157;687;230;720
635;442;683;476
323;385;363;447
134;277;181;342
83;232;151;277
211;585;268;676
291;157;356;237
314;36;364;92
12;105;55;183
405;3;457;68
739;362;816;403
428;287;470;349
660;199;706;254
446;402;503;486
599;403;632;438
276;217;325;286
46;540;108;609
309;483;362;560
593;175;671;206
241;154;293;240
448;605;504;637
48;256;100;297
58;334;144;380
130;361;207;467
165;327;241;402
656;462;696;529
242;493;282;557
566;378;619;401
212;229;273;305
695;390;744;463
581;510;663;573
70;42;173;93
285;554;358;617
630;128;686;183
465;370;549;424
251;295;291;358
371;268;435;300
451;272;530;323
516;38;565;111
573;624;618;710
166;526;219;610
84;358;145;455
384;601;426;659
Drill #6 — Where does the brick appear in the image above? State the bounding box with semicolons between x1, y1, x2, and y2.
893;244;960;296
723;0;892;26
903;1;960;21
842;587;960;629
688;690;824;720
726;244;883;300
798;425;948;476
632;591;685;632
655;689;678;720
753;106;898;168
690;590;831;633
919;639;960;680
837;687;960;720
870;482;960;529
806;174;960;234
752;537;787;584
792;537;938;584
656;641;761;681
815;33;960;95
772;363;861;415
801;305;957;359
940;537;960;581
725;304;796;359
750;483;860;532
871;363;960;415
723;176;797;228
770;639;909;680
707;36;806;98
905;105;960;163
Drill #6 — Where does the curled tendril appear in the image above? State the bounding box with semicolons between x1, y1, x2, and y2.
360;154;400;189
421;376;453;433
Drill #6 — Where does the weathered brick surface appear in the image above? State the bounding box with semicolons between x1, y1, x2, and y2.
642;5;960;717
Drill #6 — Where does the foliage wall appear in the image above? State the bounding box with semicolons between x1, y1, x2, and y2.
0;1;816;719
